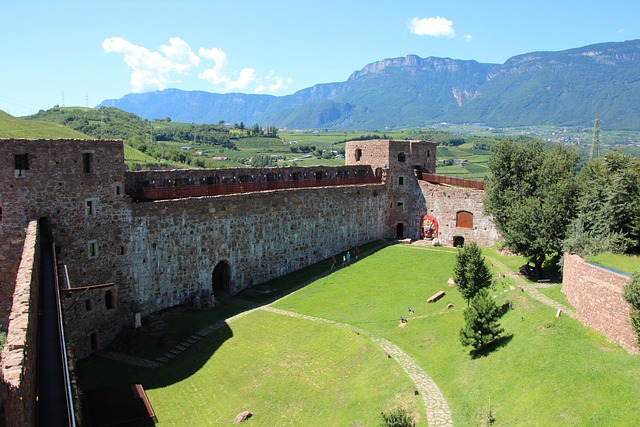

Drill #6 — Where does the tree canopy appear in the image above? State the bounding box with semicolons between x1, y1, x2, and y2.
564;151;640;256
485;139;580;277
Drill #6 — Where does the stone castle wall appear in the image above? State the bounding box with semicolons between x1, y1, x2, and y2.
127;183;390;316
563;254;639;353
0;138;134;358
0;221;40;427
346;140;436;239
419;180;501;247
1;138;500;360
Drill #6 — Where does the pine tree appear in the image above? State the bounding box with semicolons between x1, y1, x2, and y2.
459;289;504;351
453;242;492;305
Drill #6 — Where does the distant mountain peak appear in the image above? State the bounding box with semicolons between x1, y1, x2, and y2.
100;39;640;131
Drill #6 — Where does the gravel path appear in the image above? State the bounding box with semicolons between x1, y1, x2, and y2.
486;256;576;319
261;306;454;427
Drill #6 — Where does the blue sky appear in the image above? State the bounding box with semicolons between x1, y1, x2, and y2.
2;0;639;117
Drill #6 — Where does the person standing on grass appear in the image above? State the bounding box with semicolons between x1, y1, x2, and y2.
346;251;351;265
331;255;336;270
354;246;359;261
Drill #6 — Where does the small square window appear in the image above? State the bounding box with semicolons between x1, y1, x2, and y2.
14;154;29;178
105;290;114;310
85;198;97;216
82;152;94;174
397;202;404;212
88;240;99;259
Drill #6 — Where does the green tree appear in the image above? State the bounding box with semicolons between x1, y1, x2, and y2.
459;289;504;352
565;152;640;256
485;139;579;278
623;271;640;344
452;242;492;305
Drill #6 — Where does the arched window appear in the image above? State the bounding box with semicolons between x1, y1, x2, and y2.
355;148;362;162
456;211;473;228
104;290;114;310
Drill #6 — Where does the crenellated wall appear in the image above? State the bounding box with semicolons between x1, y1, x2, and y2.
0;221;40;427
563;254;639;354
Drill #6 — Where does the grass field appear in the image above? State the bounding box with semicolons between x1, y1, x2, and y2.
77;244;640;426
585;253;640;275
0;110;89;139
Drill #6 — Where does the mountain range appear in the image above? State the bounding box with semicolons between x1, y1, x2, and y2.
100;39;640;131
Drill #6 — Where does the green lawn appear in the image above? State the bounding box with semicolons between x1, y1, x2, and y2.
77;244;640;426
585;253;640;275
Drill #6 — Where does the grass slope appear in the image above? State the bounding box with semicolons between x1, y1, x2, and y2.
77;244;640;426
0;109;89;139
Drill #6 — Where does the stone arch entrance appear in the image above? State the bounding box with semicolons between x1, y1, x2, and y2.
212;261;231;298
396;223;404;238
453;236;465;247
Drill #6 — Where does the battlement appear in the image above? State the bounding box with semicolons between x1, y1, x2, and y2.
125;165;381;201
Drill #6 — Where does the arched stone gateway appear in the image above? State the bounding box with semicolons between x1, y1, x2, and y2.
396;223;404;238
212;261;232;298
453;235;465;247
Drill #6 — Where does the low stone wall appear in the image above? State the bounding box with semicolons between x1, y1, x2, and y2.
0;221;40;426
562;253;639;354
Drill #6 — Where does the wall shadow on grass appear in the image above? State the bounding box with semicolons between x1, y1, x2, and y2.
76;239;391;391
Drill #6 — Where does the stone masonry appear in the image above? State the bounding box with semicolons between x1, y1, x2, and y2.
0;138;502;361
0;221;40;427
419;180;501;247
563;253;639;354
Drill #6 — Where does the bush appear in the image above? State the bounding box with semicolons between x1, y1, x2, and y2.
380;407;415;427
623;271;640;344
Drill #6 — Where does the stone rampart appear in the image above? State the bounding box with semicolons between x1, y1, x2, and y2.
128;183;390;315
0;221;40;426
562;254;639;353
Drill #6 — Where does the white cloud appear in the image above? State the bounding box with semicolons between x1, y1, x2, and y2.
104;37;290;94
198;47;257;90
464;34;473;42
103;37;200;92
409;16;455;38
255;72;293;94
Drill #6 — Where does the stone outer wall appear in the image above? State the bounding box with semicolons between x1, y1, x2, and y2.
0;138;133;358
418;181;501;247
0;221;40;427
563;254;639;353
127;183;390;316
346;140;436;239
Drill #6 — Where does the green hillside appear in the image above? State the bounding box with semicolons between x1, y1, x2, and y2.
0;109;90;139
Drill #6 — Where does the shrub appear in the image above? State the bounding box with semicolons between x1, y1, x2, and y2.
380;407;415;427
623;271;640;344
